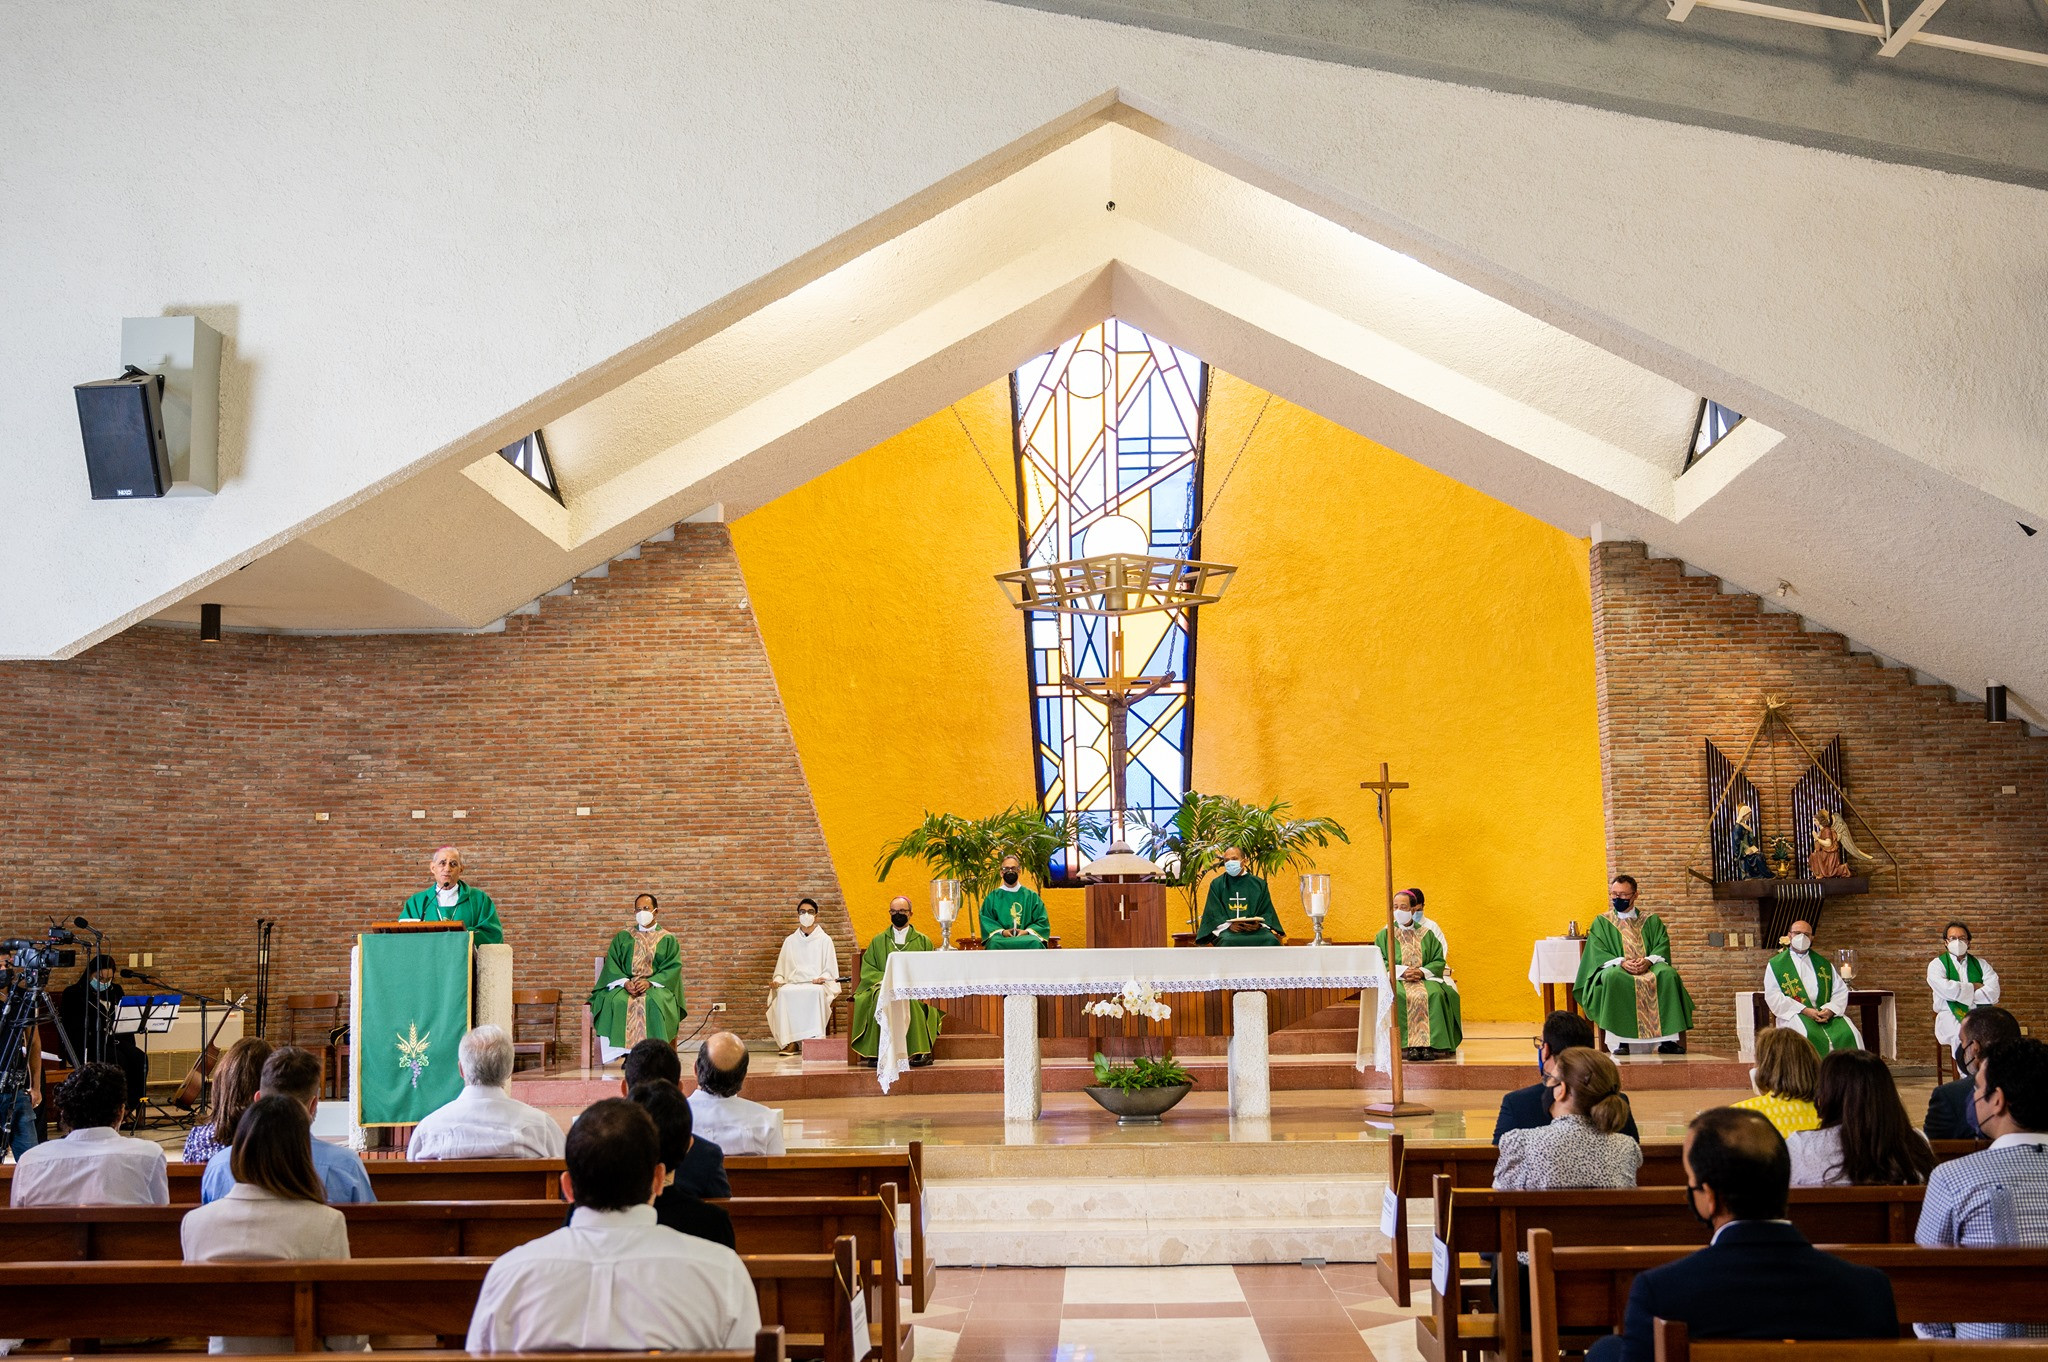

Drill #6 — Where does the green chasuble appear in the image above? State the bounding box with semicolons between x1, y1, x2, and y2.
849;927;942;1058
589;926;684;1054
1374;923;1463;1051
399;881;505;945
1197;872;1283;947
1767;948;1858;1055
979;886;1051;949
1572;910;1695;1039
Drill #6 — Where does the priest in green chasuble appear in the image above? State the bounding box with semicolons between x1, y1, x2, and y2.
1375;887;1462;1059
1196;846;1284;946
979;855;1050;949
399;845;505;945
589;892;684;1064
1572;874;1695;1052
850;896;941;1068
1763;918;1859;1054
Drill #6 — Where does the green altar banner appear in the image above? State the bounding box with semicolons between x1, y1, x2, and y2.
356;928;470;1126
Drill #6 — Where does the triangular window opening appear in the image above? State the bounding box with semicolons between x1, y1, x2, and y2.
1683;399;1744;472
500;431;564;504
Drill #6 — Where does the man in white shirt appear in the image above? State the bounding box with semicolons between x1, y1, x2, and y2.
767;898;840;1054
464;1098;760;1352
688;1031;786;1156
10;1061;167;1206
407;1024;565;1161
1929;920;2001;1055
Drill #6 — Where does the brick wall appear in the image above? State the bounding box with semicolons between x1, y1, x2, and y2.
1593;540;2043;1055
0;525;847;1045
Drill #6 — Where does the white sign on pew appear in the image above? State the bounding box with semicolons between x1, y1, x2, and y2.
1430;1237;1450;1296
1380;1187;1400;1239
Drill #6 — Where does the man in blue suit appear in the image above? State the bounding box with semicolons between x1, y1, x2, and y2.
1924;1006;2019;1140
1588;1107;1898;1362
1494;1011;1640;1142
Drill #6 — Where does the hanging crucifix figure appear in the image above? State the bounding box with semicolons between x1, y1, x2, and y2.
1063;624;1176;847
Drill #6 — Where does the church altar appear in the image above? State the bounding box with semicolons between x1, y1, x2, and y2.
871;945;1389;1121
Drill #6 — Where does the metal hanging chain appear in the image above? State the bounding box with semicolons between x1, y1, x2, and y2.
951;403;1031;532
1186;390;1271;547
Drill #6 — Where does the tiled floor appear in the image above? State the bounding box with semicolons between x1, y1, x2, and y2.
908;1263;1425;1361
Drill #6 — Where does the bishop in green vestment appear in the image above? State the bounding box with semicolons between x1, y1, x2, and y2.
1573;876;1695;1045
1375;908;1462;1057
589;892;685;1064
850;896;942;1065
1763;919;1859;1054
979;855;1050;949
399;846;505;945
1196;848;1284;947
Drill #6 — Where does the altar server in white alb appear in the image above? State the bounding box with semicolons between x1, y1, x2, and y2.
1928;920;2000;1053
767;898;841;1055
1763;919;1860;1055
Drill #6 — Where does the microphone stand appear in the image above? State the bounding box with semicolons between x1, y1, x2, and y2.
124;971;239;1131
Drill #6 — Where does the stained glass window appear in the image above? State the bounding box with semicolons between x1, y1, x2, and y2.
1011;319;1208;879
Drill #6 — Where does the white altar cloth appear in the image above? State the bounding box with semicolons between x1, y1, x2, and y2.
1528;937;1582;992
872;946;1390;1111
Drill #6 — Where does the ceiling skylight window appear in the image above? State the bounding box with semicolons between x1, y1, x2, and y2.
1684;399;1744;471
500;431;562;503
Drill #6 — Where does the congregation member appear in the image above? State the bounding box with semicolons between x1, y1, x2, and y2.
1928;920;2000;1059
182;1037;273;1164
591;891;682;1063
58;954;150;1118
1762;917;1859;1054
181;1093;354;1354
628;1079;736;1249
689;1031;786;1156
1573;875;1694;1054
1925;1005;2021;1139
1588;1108;1897;1361
1733;1027;1820;1137
1787;1048;1933;1187
202;1046;374;1204
621;1038;727;1199
767;897;840;1054
10;1062;167;1205
979;853;1051;948
407;1025;565;1160
1196;845;1284;946
850;896;940;1068
464;1098;761;1352
1376;886;1461;1061
1494;1047;1640;1189
1915;1037;2048;1340
1494;1011;1640;1141
398;844;505;944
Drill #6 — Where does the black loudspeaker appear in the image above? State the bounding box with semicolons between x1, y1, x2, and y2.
75;366;171;499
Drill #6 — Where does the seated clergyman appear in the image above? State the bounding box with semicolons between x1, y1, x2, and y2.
1573;874;1695;1054
849;897;941;1068
979;854;1050;949
1377;886;1461;1061
1196;845;1284;947
1764;919;1860;1055
591;892;683;1065
767;898;839;1054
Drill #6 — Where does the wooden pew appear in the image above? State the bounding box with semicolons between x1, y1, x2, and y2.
1523;1233;2048;1362
726;1143;936;1312
0;1244;863;1361
1655;1322;2048;1362
1376;1134;1984;1307
0;1157;564;1206
1418;1181;1930;1362
15;1351;786;1362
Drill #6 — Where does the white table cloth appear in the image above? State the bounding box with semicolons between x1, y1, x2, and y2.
1736;989;1896;1061
1528;937;1582;992
872;945;1389;1119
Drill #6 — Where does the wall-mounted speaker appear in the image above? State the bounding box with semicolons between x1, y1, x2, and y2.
75;366;171;499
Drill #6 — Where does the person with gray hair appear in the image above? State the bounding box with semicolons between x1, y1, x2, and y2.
406;1024;565;1161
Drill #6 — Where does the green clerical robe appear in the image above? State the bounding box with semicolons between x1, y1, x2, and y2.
1766;947;1858;1054
1197;872;1283;947
1573;910;1695;1040
979;885;1050;949
1375;923;1462;1051
399;882;504;945
589;926;684;1056
849;927;941;1059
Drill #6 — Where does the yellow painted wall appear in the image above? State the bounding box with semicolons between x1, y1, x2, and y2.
732;372;1608;1021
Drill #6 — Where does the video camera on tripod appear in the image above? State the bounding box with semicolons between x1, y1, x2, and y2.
0;923;82;1149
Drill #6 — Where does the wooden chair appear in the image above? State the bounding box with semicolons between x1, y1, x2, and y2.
511;987;562;1072
282;993;346;1098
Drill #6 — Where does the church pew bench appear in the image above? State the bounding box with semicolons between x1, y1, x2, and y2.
726;1143;934;1312
1418;1180;1931;1362
0;1246;863;1361
1653;1320;2048;1362
1522;1233;2048;1362
47;1349;787;1362
0;1157;565;1206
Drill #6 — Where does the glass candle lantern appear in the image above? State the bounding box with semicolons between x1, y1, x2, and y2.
1299;873;1331;946
931;879;961;949
1834;947;1859;983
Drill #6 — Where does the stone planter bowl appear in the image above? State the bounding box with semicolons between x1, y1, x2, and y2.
1083;1082;1193;1125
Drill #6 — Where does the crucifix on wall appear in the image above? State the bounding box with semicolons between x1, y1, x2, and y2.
1063;628;1176;848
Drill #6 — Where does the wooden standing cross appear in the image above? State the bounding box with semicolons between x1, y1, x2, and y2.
1361;762;1433;1119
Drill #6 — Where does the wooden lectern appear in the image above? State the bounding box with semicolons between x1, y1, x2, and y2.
1086;881;1168;949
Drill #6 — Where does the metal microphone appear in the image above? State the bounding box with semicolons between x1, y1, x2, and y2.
73;917;90;929
119;968;147;980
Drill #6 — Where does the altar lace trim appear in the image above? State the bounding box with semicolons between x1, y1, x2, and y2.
893;975;1383;1001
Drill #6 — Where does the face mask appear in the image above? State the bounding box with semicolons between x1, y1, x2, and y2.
1790;933;1811;953
1002;869;1019;886
1225;860;1243;877
798;913;816;929
1684;1182;1715;1228
91;978;110;992
890;912;910;929
1610;896;1633;914
634;909;656;929
1394;909;1415;927
1948;938;1969;958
